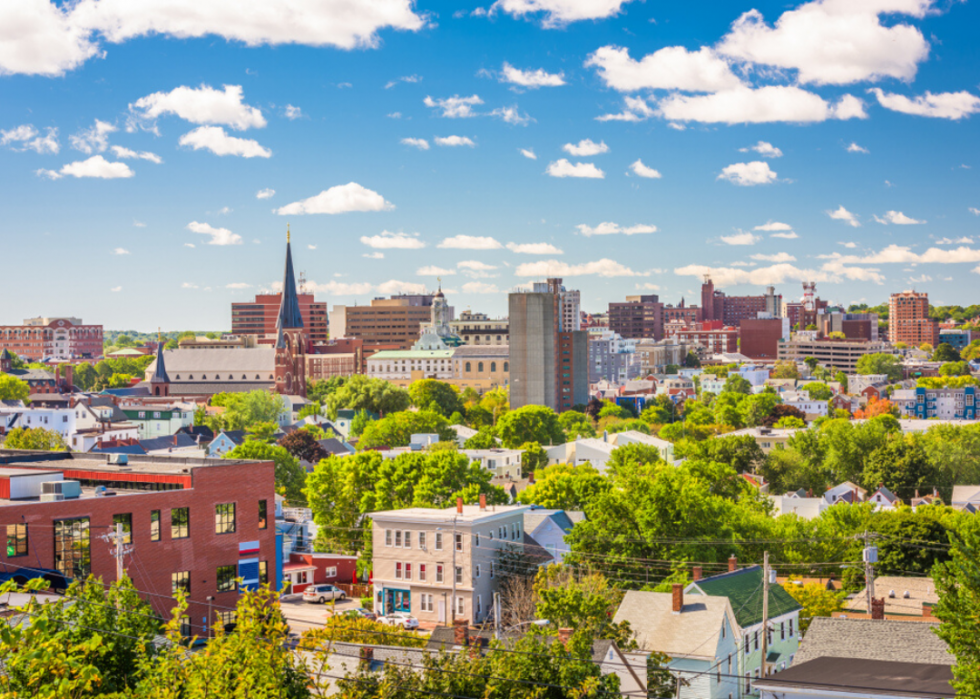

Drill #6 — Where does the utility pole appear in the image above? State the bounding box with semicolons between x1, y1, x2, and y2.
494;592;502;640
863;532;878;617
114;522;126;582
760;551;769;679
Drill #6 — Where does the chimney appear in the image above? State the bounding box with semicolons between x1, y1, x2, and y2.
359;646;374;665
693;566;702;582
173;434;178;446
870;597;886;620
456;497;464;515
672;583;684;613
728;555;738;573
915;489;920;499
479;493;487;511
558;628;573;646
528;471;535;484
453;620;470;646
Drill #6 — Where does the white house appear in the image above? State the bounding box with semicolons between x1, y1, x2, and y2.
521;508;583;564
462;448;524;479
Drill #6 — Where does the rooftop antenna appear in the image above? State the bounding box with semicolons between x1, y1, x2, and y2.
287;223;290;244
298;271;308;294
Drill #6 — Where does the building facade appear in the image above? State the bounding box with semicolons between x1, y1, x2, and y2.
449;312;508;346
892;386;977;419
0;317;103;361
608;295;664;341
777;339;890;372
665;320;738;354
740;318;789;360
330;294;450;353
889;291;939;347
588;331;641;384
938;329;972;351
231;293;327;344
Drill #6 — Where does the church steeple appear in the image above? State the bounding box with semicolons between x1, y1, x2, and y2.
276;225;304;339
150;330;170;396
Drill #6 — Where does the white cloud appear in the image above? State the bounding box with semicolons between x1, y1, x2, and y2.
869;88;980;120
424;94;483;118
520;148;537;160
308;244;317;250
739;141;782;158
111;247;130;255
131;84;265;130
283;104;303;120
133;220;146;227
628;159;662;179
874;210;924;225
846;142;869;153
500;62;565;88
563;139;609;156
181;282;198;289
489;106;531;125
438;235;503;250
716;1;932;86
307;280;375;296
970;207;980;216
658;86;866;124
576;222;657;237
179;126;271;158
461;281;500;294
720;232;760;246
183;243;195;249
110;286;122;292
595;96;656;123
363;252;384;259
110;145;162;163
754;221;792;232
771;231;799;239
675;260;885;287
276;182;394;215
187;221;241;246
36;155;134;180
360;231;424;249
435;135;476;147
635;283;660;291
821;244;980;265
585;45;743;92
935;237;973;245
839;241;858;248
718;161;777;186
458;260;498;278
751;252;796;262
515;258;642;277
69;119;116;153
0;124;60;153
2;1;425;77
828;205;860;227
387;112;402;119
490;0;637;27
385;74;422;89
546;159;605;178
256;188;275;199
417;266;456;276
401;137;430;150
506;242;563;254
226;282;251;289
377;280;427;295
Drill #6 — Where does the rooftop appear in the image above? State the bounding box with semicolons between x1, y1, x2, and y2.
754;656;953;698
612;590;735;659
0;449;259;477
795;617;953;666
369;504;530;524
842;576;939;617
688;565;801;629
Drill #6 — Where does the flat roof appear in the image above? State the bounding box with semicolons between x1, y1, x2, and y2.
0;467;63;478
0;450;263;475
370;504;530;523
754;656;953;698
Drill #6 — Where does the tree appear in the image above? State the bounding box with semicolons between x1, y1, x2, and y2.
722;374;752;395
307;376;346;404
781;581;844;633
559;411;597;441
478;387;510;426
919;343;934;353
516;463;611;512
834;371;849;393
827;331;846;340
357;410;456;449
245;421;279;443
855;353;903;382
771;361;800;380
326;375;410;418
0;374;29;402
774;416;806;429
853;396;898;419
803;382;833;401
278;430;328;464
863;435;936;502
933;343;961;363
496;405;564;448
803;356;819;373
462;426;496;449
932;518;980;696
606;442;663;475
350;409;372;438
212;390;285;430
683;350;701;368
739;391;781;427
408;379;464;418
300;615;424;650
664;364;680;375
297;401;322;420
225;440;306;505
533;566;636;649
939;361;971;377
2;427;67;451
518;441;548;477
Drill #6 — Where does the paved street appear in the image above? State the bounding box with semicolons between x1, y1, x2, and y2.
280;596;357;636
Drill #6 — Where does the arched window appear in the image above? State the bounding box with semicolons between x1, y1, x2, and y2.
478;362;484;373
465;362;471;372
490;362;496;372
504;362;509;372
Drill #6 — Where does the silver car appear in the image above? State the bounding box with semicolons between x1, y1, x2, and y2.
303;584;347;604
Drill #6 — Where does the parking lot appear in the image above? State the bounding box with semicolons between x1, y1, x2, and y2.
280;595;358;636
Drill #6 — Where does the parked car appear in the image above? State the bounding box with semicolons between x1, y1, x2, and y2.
303;584;347;604
340;608;378;621
378;611;419;630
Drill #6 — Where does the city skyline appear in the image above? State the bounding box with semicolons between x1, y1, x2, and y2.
2;0;980;330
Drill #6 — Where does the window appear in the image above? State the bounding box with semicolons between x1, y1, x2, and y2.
405;563;412;581
217;611;237;630
465;362;471;372
149;510;160;542
503;362;509;372
404;531;412;548
6;524;27;558
172;571;191;596
455;533;463;552
455;566;463;584
477;595;482;616
474;533;480;547
421;594;434;612
419;531;427;549
259;561;269;585
744;636;749;655
180;616;192;638
475;564;481;578
419;564;427;581
395;530;403;548
385;529;392;547
258;500;268;530
745;674;751;693
436;565;444;583
54;518;90;579
490;562;494;578
727;655;732;674
395;562;403;579
754;630;759;651
722;623;726;639
215;503;236;534
172;508;189;539
456;597;464;615
490;362;496;372
780;621;785;640
217;565;236;592
478;362;484;373
488;530;493;541
325;566;337;578
112;513;133;544
789;619;794;637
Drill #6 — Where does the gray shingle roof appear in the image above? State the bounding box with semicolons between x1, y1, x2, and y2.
612;590;734;659
795;617;953;666
755;656;954;698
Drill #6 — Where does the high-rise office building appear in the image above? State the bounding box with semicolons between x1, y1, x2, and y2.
510;279;587;412
329;293;452;353
608;294;664;340
889;290;939;346
232;294;327;344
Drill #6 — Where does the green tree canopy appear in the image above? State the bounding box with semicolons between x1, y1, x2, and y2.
407;379;464;417
932;342;961;363
933;518;980;696
516;463;611;512
496;405;564;448
855;353;903;382
863;434;937;502
2;427;67;451
225;440;306;505
0;374;30;402
211;390;285;430
558;410;597;441
803;382;833;401
325;374;411;418
356;410;456;449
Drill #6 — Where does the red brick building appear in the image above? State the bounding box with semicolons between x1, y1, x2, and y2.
232;293;328;344
608;295;664;340
665;320;737;353
889;290;939;346
0;317;103;361
700;278;781;328
0;450;276;637
739;318;786;360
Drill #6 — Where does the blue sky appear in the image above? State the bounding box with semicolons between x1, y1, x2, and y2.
1;0;979;331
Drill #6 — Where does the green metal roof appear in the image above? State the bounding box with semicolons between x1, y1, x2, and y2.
766;651;782;663
692;566;802;629
369;350;455;360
